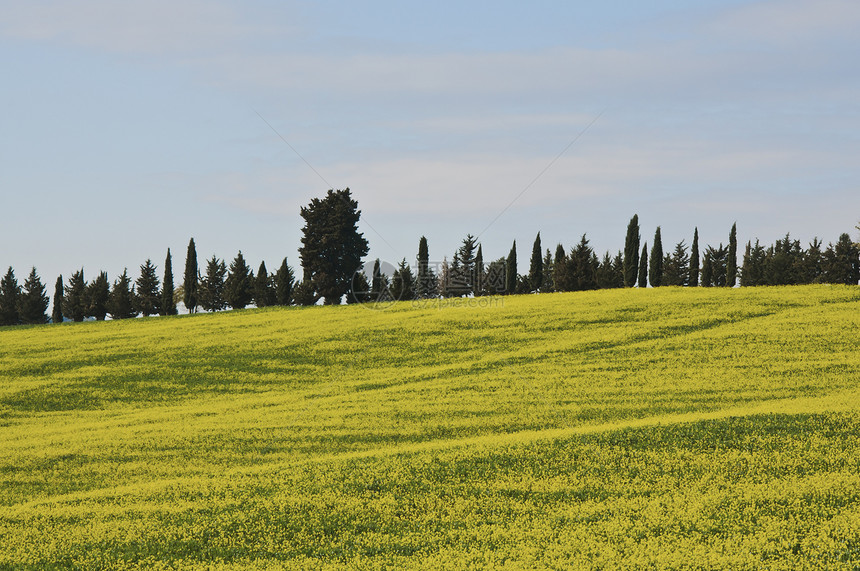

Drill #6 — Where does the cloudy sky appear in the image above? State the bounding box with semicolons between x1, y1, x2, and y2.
2;0;859;291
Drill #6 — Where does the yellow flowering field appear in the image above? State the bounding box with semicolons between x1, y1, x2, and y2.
1;285;859;569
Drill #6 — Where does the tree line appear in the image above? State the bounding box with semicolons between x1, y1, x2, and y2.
1;190;858;326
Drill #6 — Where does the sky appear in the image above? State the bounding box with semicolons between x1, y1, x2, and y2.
2;0;859;295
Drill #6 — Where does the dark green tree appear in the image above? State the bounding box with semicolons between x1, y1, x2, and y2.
596;252;614;289
505;241;517;295
86;271;110;321
801;238;824;284
727;222;738;287
649;227;663;287
225;251;254;309
664;241;689;286
638;244;648;288
0;267;21;326
391;258;416;301
474;244;485;296
689;228;700;287
741;240;767;286
542;248;554;292
485;258;507;295
529;232;543;292
18;268;50;325
52;276;64;323
199;255;227;312
701;251;713;287
255;261;276;307
135;260;160;317
161;249;177;316
370;259;385;300
823;233;860;285
184;238;199;313
707;244;728;287
623;214;641;287
109;270;137;319
292;280;317;306
64;269;87;322
416;236;433;298
571;235;596;291
274;258;295;306
611;252;625;288
553;244;570;292
455;234;478;296
347;271;371;304
299;188;369;304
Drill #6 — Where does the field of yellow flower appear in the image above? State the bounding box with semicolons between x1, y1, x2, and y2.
1;285;859;569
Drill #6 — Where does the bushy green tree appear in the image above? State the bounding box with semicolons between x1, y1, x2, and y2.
199;256;227;312
16;267;49;325
541;248;554;292
64;269;87;322
87;271;110;321
299;188;369;304
664;241;689;286
823;233;860;285
0;267;21;326
135;260;160;317
109;270;137;319
391;259;415;301
741;240;767;286
274;258;295;306
624;215;640;287
225;251;253;309
571;234;596;291
255;261;276;307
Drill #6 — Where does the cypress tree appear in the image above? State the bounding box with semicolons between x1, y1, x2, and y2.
553;244;569;292
19;268;50;325
650;227;663;287
529;232;543;292
505;241;517;295
0;267;21;326
727;222;738;287
135;260;160;317
109;270;137;319
638;245;648;288
689;228;700;287
274;258;295;306
255;261;276;307
474;244;485;296
161;248;177;316
199;256;228;312
52;276;64;323
225;251;253;309
623;215;641;287
64;269;87;322
417;236;431;298
184;238;199;313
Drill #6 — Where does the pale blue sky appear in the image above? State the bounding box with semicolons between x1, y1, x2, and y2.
1;0;858;294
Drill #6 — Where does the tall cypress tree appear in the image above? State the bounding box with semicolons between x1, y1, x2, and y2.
689;228;700;287
274;258;295;306
623;214;641;287
161;248;177;316
135;260;160;317
19;268;50;325
87;271;110;321
224;251;253;309
727;222;738;287
529;232;543;293
650;227;663;287
638;245;648;288
109;270;137;319
52;276;64;324
474;244;485;296
0;267;22;326
184;238;199;313
417;236;432;298
505;241;517;295
64;269;87;322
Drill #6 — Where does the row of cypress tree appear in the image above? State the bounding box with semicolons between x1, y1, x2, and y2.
0;239;297;326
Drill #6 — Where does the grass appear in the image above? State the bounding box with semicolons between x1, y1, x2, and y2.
1;285;859;569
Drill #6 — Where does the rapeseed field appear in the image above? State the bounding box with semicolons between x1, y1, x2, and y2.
1;285;859;569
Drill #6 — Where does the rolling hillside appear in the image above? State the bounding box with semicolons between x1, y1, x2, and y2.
1;286;859;569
